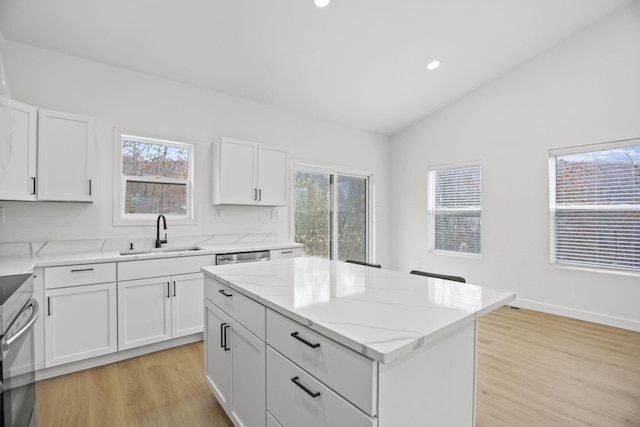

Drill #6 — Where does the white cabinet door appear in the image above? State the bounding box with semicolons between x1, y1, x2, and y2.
213;137;288;206
257;145;287;206
228;316;266;427
118;277;172;350
171;272;204;337
0;99;38;201
37;109;94;202
205;297;266;427
204;299;232;408
44;282;117;367
214;137;258;205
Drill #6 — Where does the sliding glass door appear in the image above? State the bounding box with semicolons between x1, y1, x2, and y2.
294;168;369;262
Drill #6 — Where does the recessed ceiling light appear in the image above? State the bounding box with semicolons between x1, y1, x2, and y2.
315;0;331;7
427;60;441;71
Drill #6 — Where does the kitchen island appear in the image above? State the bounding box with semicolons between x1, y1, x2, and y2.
202;257;515;427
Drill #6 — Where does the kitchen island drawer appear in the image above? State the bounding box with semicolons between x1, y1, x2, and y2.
204;276;265;340
266;309;377;416
45;263;116;289
267;347;376;427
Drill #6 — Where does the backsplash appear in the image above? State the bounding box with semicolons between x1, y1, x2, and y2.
0;232;281;257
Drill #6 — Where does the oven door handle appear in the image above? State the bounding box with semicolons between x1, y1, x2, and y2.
3;300;39;349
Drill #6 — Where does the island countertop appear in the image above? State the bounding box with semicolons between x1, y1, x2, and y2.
201;257;515;363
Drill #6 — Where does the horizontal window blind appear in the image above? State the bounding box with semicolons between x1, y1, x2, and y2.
430;165;481;254
552;143;640;272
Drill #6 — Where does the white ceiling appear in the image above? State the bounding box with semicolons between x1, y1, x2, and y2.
0;0;634;136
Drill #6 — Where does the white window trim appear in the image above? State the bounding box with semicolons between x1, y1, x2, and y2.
428;160;482;257
113;129;197;226
290;159;375;263
549;138;640;276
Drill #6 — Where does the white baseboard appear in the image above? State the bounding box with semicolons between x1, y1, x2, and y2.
36;333;203;381
510;299;640;332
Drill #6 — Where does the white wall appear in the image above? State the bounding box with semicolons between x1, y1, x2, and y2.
0;41;391;264
390;3;640;330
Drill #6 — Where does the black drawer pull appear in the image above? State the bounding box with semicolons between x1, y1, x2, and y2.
281;250;293;254
219;289;233;297
223;325;230;351
291;332;320;348
291;376;321;398
70;268;94;273
220;323;227;348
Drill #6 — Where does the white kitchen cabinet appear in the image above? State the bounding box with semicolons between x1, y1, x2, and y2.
37;108;95;202
0;99;38;201
267;348;376;427
172;272;205;337
118;272;204;350
212;137;288;206
44;282;117;367
266;310;376;415
269;247;302;260
205;279;267;427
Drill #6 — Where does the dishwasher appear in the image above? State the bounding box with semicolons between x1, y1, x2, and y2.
215;250;271;265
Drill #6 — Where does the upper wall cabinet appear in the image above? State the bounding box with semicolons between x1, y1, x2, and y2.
212;137;288;206
0;103;95;202
0;99;38;201
37;109;95;202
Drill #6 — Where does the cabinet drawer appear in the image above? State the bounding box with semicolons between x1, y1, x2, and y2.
118;254;215;281
269;247;302;259
204;276;265;340
266;309;377;416
267;347;376;427
45;263;116;289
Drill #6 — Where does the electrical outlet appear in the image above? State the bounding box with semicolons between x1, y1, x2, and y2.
215;209;223;219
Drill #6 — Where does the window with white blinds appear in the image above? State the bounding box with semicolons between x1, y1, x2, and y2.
428;164;481;255
550;140;640;273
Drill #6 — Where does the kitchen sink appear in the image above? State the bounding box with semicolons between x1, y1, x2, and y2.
119;247;202;256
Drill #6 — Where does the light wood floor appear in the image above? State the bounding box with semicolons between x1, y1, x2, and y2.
476;307;640;427
36;307;640;427
36;342;234;427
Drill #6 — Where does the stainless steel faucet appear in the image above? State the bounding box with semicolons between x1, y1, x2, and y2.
156;214;168;248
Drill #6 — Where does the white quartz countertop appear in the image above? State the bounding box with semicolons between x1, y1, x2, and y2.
202;257;515;364
0;241;302;276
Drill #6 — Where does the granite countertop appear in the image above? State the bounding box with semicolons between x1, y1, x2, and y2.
202;257;515;364
0;241;302;276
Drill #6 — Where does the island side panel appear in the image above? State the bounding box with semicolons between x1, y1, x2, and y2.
378;321;476;426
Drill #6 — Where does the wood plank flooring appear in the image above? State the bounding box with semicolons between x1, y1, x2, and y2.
476;307;640;427
36;307;640;426
36;342;233;427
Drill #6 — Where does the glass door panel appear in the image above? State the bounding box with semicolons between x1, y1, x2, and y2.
336;175;367;262
294;172;330;258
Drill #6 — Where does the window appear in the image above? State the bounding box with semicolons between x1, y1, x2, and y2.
115;134;195;225
293;164;371;262
550;140;640;273
428;163;481;255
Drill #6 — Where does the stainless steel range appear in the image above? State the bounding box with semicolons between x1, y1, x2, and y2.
0;274;38;427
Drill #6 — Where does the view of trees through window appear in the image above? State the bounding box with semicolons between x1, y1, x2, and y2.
294;170;368;262
553;144;640;272
122;138;190;215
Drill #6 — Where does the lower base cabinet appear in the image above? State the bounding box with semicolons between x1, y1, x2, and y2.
44;282;117;367
204;298;266;427
204;276;476;427
118;272;204;350
267;347;376;427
